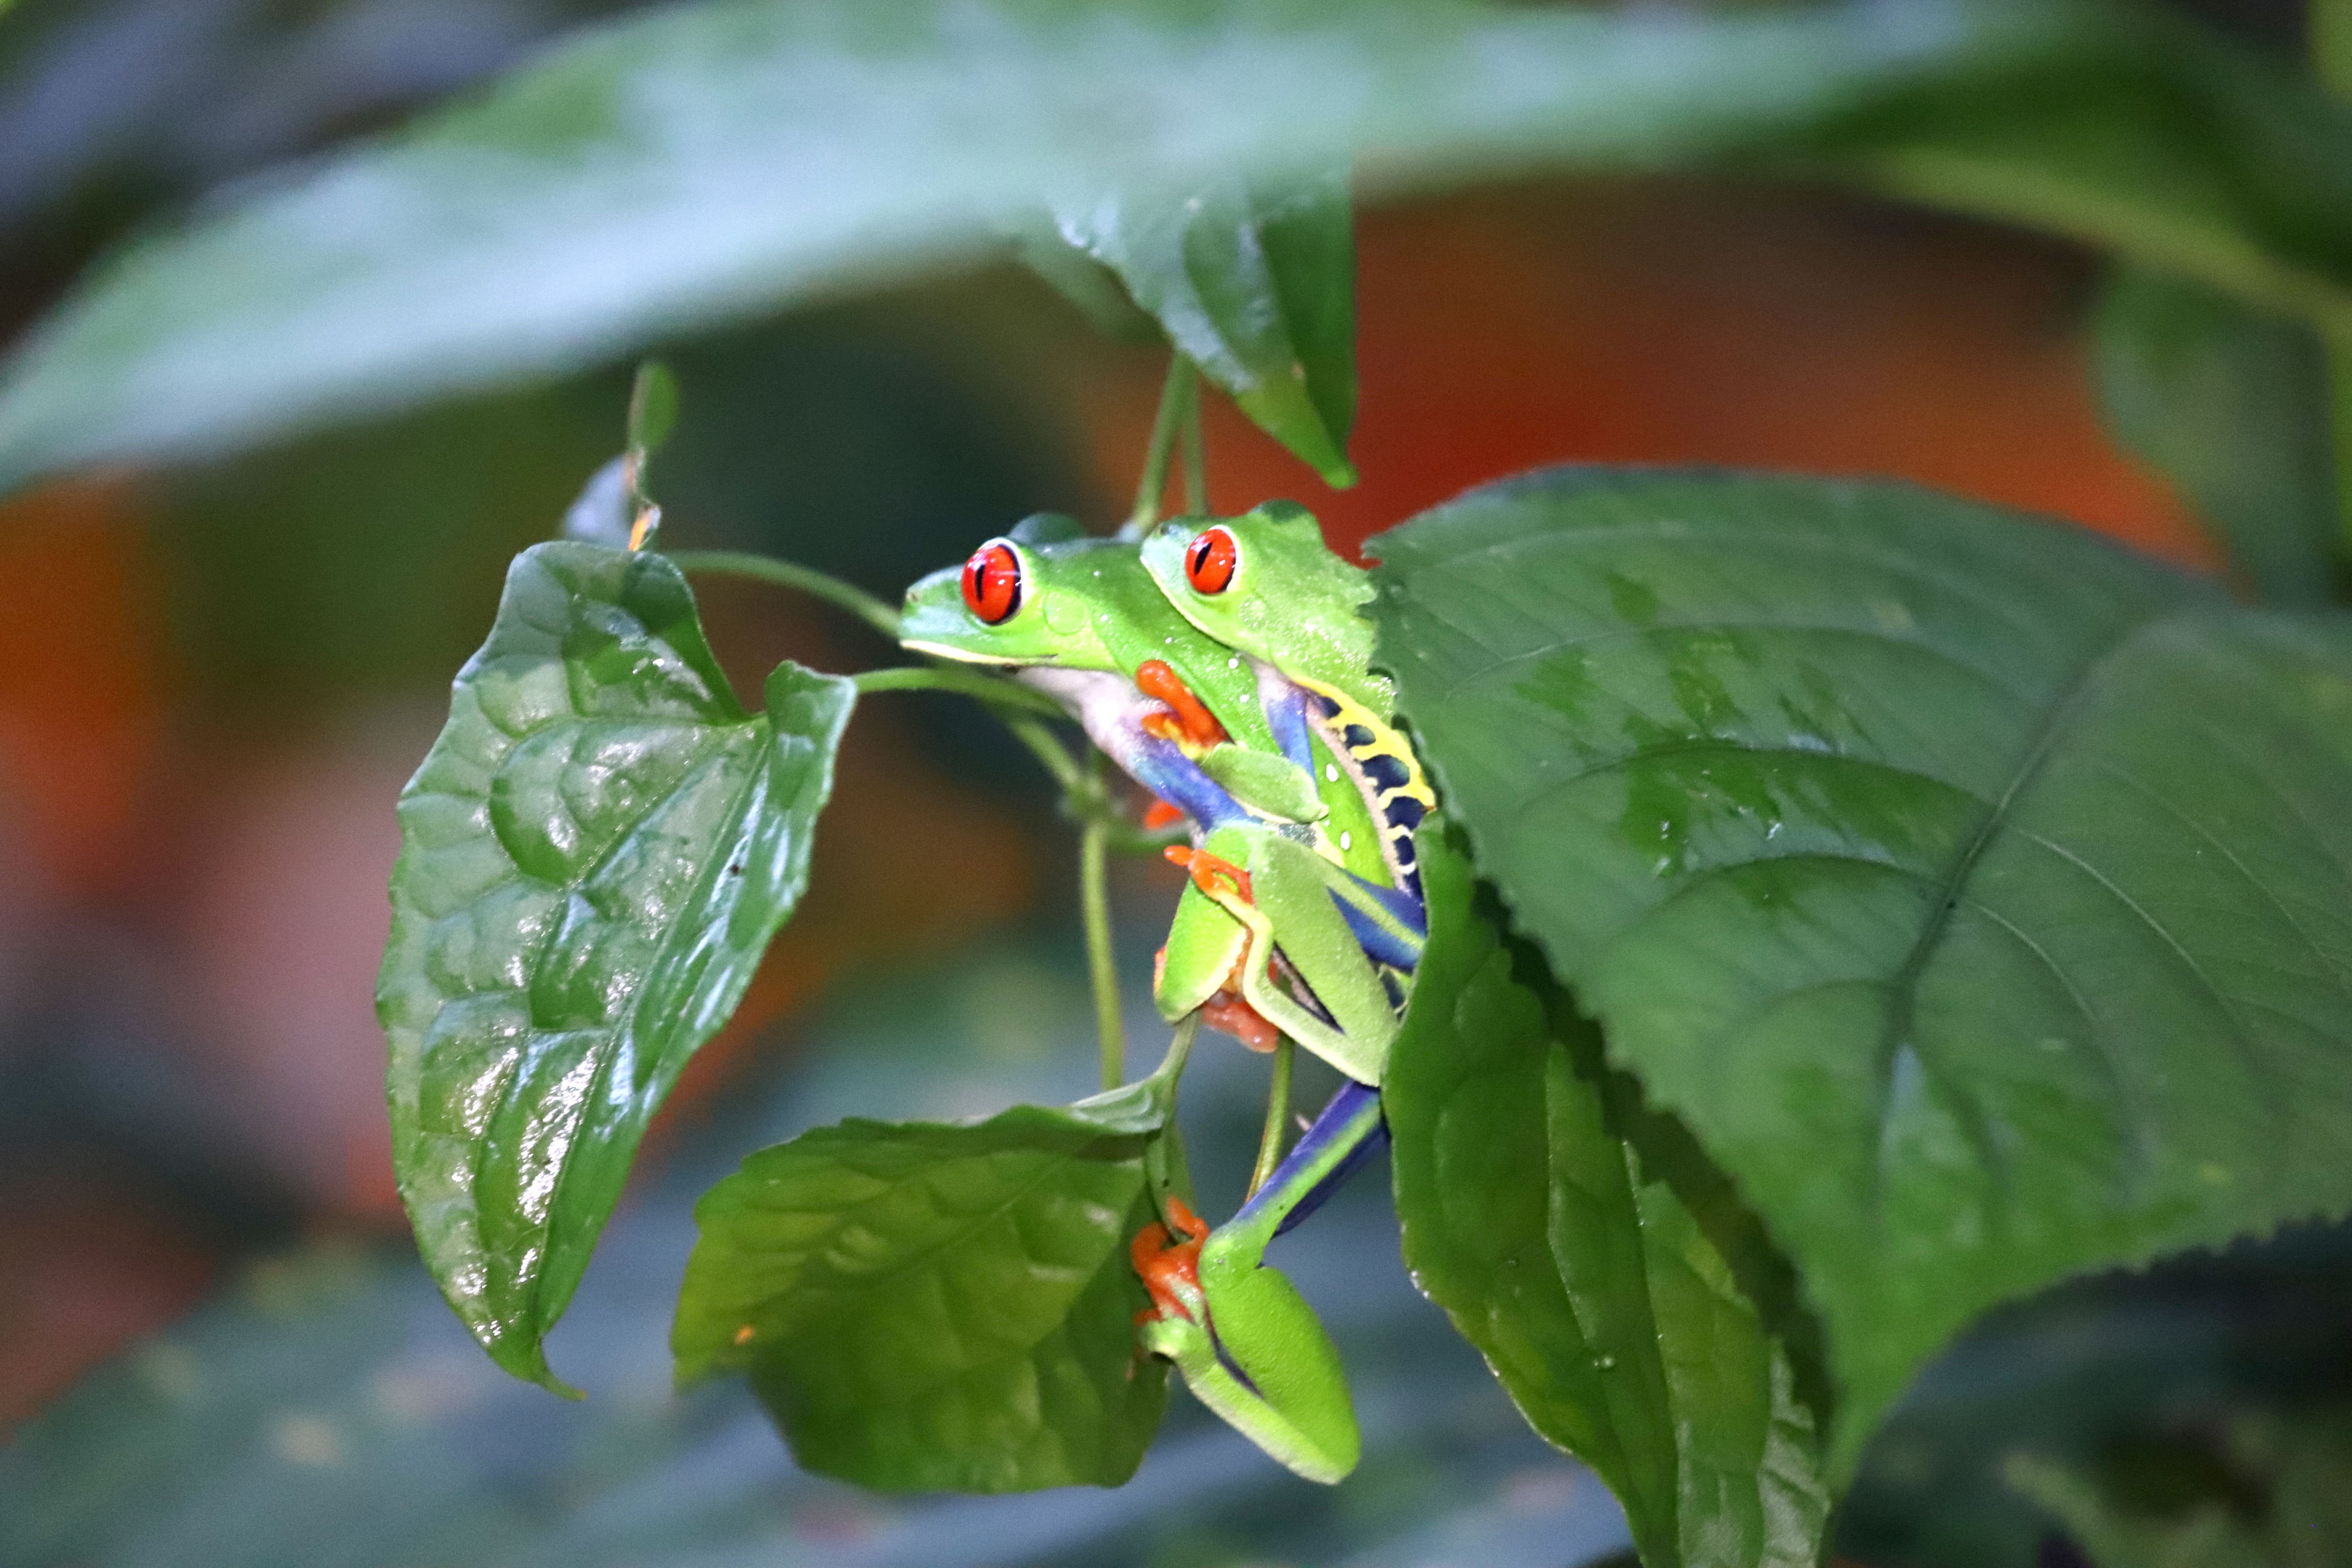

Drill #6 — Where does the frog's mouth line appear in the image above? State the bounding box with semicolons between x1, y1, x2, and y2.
895;636;1064;668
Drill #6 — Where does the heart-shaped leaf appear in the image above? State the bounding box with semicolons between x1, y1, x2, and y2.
379;541;853;1391
1387;829;1828;1568
1372;469;2352;1475
671;1082;1175;1492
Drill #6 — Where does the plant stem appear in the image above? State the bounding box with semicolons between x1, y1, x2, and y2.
1246;1039;1295;1198
1181;374;1207;516
851;665;1066;717
1122;355;1197;539
1081;810;1124;1092
2314;1;2352;558
667;550;903;639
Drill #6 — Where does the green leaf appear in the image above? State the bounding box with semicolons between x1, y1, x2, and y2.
378;541;854;1391
1370;469;2352;1478
1052;168;1357;486
2092;268;2342;609
1387;829;1828;1568
1001;215;1164;345
13;0;2352;494
670;1083;1175;1493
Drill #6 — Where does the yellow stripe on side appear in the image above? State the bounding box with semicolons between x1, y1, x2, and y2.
1294;676;1436;895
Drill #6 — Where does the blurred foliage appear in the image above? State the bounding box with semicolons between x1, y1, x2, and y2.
1840;1223;2352;1566
9;0;2352;492
2093;268;2343;607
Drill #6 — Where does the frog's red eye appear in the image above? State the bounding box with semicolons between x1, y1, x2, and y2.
1185;527;1237;594
961;540;1023;624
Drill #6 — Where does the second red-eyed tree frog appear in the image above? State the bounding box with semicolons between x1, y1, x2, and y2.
1140;502;1439;902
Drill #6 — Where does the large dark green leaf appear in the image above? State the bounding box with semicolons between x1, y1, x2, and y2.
9;0;2352;495
1387;830;1828;1568
1052;168;1357;486
379;541;854;1391
670;1081;1175;1493
2092;268;2342;609
1370;469;2352;1477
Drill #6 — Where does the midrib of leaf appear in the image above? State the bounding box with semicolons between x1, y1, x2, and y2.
521;725;761;1326
1860;620;2119;1215
774;1132;1133;1312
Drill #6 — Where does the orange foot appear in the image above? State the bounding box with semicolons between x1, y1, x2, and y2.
1165;844;1254;905
1142;798;1185;831
1136;660;1230;749
1131;1194;1209;1325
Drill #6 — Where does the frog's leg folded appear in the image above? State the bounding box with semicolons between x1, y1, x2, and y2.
1134;1081;1386;1484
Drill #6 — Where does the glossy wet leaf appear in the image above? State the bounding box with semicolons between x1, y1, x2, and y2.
1052;168;1356;486
379;541;854;1391
1372;469;2352;1477
671;1084;1174;1493
2093;269;2341;609
1387;831;1827;1568
10;0;2352;493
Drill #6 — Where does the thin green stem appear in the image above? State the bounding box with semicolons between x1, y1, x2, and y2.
1081;811;1124;1092
1122;355;1197;539
1181;374;1207;516
852;665;1065;717
667;550;902;639
2318;4;2352;560
1246;1039;1295;1198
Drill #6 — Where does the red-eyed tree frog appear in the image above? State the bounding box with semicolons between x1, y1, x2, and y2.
898;516;1431;1484
898;517;1421;1087
1140;502;1438;903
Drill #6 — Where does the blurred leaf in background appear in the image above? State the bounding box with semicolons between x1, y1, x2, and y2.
2092;268;2343;609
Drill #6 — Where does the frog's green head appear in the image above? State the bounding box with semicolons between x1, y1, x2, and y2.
900;513;1190;672
1140;501;1381;703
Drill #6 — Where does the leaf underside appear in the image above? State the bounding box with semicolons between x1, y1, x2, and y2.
379;541;853;1390
1386;830;1829;1568
1372;468;2352;1476
671;1094;1171;1493
1055;168;1358;486
8;1;2352;493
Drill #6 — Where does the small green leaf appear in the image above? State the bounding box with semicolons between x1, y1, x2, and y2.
671;1088;1173;1493
1372;470;2352;1477
1055;168;1357;486
1387;830;1828;1568
378;542;854;1391
625;359;679;461
2093;268;2341;609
